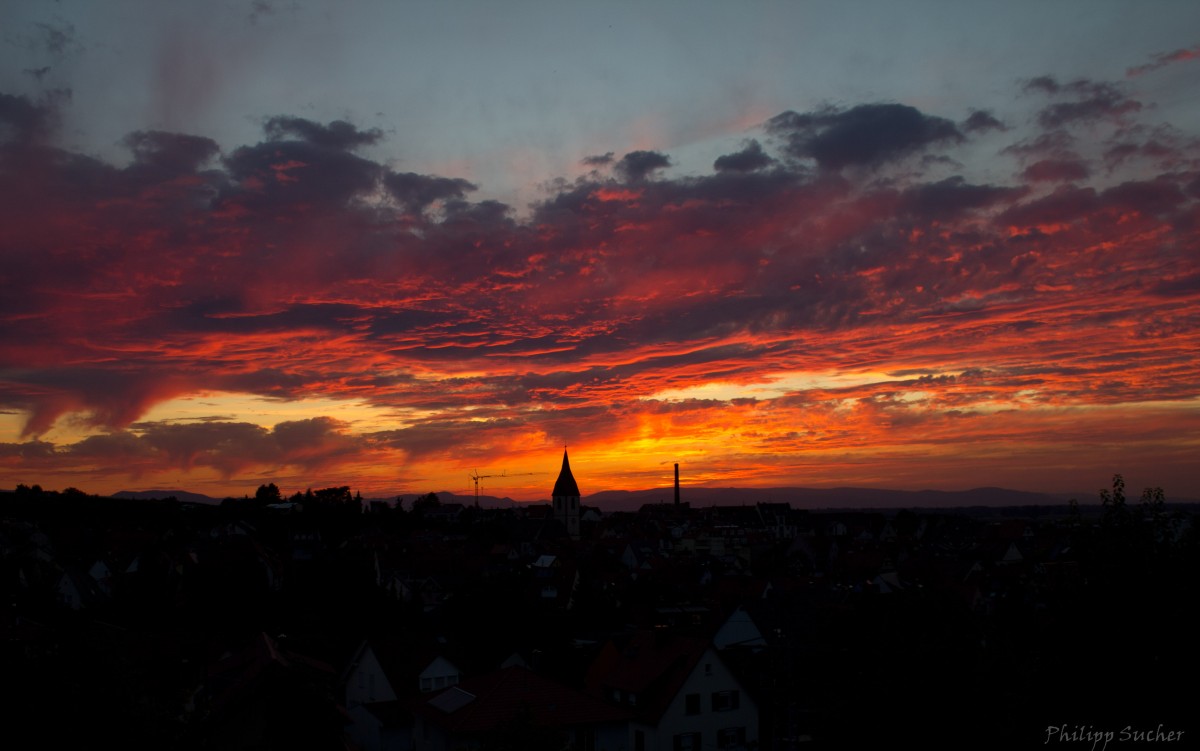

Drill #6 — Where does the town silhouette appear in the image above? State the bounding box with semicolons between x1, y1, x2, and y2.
3;458;1196;749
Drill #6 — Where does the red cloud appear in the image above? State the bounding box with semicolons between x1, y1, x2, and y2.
1;77;1198;499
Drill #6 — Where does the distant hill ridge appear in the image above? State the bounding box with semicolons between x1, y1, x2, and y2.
112;489;226;505
583;485;1074;512
107;485;1110;511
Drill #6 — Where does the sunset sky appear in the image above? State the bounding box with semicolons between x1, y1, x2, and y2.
2;1;1198;502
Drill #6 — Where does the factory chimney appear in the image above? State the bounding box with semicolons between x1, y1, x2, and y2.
674;463;680;505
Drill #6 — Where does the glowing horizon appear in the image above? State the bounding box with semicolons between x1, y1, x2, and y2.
2;3;1199;503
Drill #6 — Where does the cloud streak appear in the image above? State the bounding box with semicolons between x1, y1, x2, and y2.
1126;44;1200;77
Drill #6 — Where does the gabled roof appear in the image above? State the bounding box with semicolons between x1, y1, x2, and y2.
552;450;581;498
415;665;631;733
713;605;767;650
342;638;461;699
207;633;334;713
585;631;713;722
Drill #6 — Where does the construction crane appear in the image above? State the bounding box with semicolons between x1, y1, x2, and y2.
468;469;542;507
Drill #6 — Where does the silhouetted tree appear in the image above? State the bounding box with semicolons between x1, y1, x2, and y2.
412;492;441;514
313;486;351;503
1099;473;1131;531
255;482;282;503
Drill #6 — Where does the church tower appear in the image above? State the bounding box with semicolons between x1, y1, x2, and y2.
552;449;581;540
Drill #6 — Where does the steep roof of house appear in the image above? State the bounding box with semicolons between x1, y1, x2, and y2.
208;633;334;713
415;665;631;733
585;631;712;722
552;450;581;498
343;638;462;699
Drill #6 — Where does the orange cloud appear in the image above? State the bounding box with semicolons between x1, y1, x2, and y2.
1;77;1198;501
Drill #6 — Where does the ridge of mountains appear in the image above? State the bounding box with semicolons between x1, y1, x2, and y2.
110;484;1112;511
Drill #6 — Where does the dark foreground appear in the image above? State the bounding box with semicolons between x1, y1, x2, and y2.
2;480;1195;750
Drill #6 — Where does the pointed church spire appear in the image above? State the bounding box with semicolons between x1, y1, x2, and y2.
552;448;581;498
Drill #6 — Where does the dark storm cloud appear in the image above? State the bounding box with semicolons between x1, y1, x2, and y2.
582;152;615;166
60;417;365;476
1187;174;1200;200
162;301;362;335
996;176;1189;229
222;134;383;208
68;430;159;462
1151;272;1200;298
1038;96;1142;129
1023;76;1062;95
383;171;477;212
1103;127;1187;169
0;367;198;438
962;110;1007;133
899;177;1024;222
682;165;810;205
439;199;515;231
0;93;53;143
1022;158;1090;183
1100;178;1188;217
615;150;671;181
263;116;383;150
271;416;361;457
124;130;221;174
1023;77;1142;128
374;415;528;458
0;440;57;461
219;370;316;399
766;103;964;171
713;140;774;172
